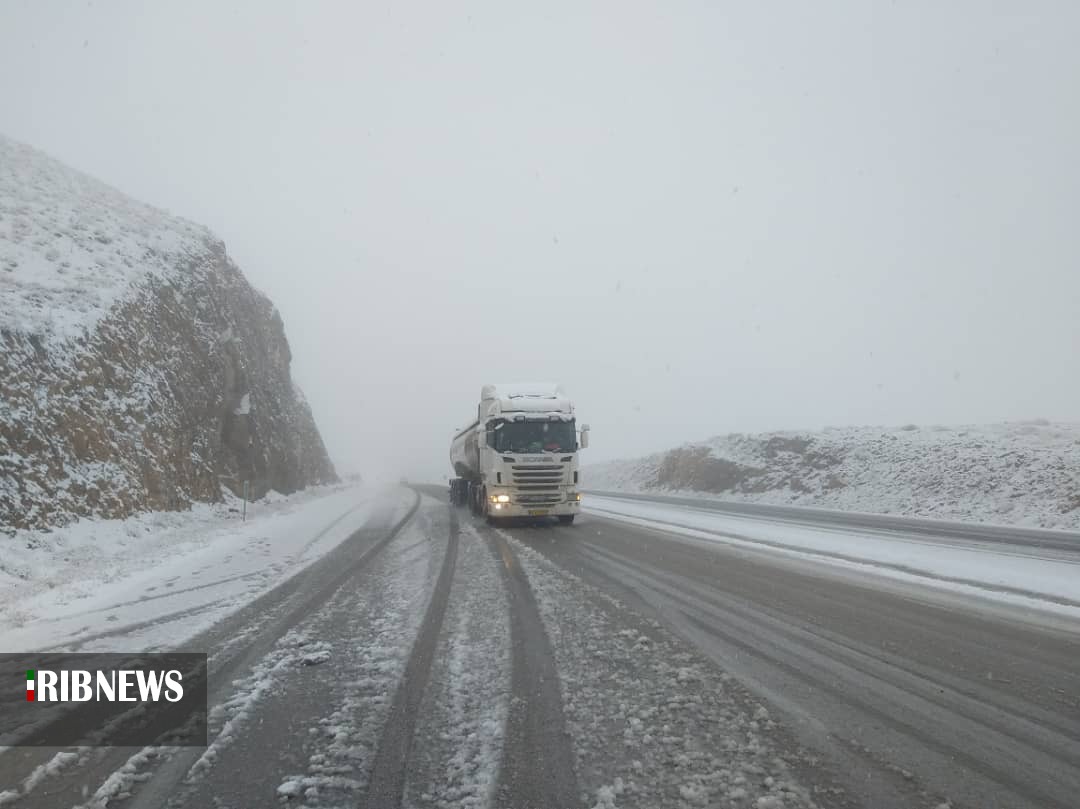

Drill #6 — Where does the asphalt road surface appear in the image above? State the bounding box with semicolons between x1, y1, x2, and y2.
2;486;1077;809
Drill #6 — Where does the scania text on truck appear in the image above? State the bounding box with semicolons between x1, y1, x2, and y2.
449;383;589;524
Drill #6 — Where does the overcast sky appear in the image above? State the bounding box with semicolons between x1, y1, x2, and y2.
2;1;1078;481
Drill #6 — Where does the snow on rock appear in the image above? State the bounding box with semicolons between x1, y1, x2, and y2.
0;134;214;340
587;422;1080;530
0;134;336;530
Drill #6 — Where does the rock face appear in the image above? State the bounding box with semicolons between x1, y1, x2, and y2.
0;135;336;531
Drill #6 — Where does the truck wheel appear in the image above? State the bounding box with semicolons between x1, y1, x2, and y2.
557;515;575;525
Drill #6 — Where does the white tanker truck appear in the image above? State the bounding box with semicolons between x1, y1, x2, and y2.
449;383;589;524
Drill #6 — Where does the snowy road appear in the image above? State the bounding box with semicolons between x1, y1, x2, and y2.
2;486;1078;808
568;492;1080;809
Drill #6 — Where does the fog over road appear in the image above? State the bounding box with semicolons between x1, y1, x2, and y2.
2;486;1077;809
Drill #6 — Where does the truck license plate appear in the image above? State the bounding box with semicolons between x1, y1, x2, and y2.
528;509;549;516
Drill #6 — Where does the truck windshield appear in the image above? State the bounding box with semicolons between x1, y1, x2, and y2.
490;420;577;453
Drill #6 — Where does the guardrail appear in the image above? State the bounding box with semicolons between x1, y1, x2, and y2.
582;489;1080;553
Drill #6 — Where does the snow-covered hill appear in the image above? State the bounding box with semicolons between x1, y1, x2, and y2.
0;134;336;530
587;422;1080;530
0;136;215;342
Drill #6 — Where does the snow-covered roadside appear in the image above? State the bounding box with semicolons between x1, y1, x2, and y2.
584;496;1080;617
502;530;826;809
587;422;1080;531
17;492;429;807
0;482;387;652
58;510;437;809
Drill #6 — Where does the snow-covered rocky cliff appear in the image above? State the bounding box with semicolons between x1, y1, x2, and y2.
0;135;336;530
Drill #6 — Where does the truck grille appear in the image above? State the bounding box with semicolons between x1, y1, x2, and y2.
511;464;564;491
516;493;562;505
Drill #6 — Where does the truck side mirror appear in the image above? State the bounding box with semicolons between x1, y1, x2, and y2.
580;425;590;449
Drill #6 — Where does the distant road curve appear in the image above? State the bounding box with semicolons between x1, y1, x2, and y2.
584;489;1080;554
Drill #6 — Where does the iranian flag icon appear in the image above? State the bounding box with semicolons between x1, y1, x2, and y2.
26;670;34;702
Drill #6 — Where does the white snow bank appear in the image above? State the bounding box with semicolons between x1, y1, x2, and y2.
585;496;1080;616
0;482;388;652
0;133;216;341
588;421;1080;531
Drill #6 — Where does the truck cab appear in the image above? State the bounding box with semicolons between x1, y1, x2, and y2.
449;383;589;524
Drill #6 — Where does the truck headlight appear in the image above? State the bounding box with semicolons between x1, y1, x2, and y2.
496;494;510;503
568;493;581;501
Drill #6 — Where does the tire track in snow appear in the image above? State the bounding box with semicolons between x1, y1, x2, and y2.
42;598;235;652
484;527;579;809
161;502;439;808
530;514;1080;809
576;540;1080;809
403;520;511;809
41;502;370;625
362;501;461;805
504;523;836;809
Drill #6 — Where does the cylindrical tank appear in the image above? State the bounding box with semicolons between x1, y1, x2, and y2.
450;424;481;480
